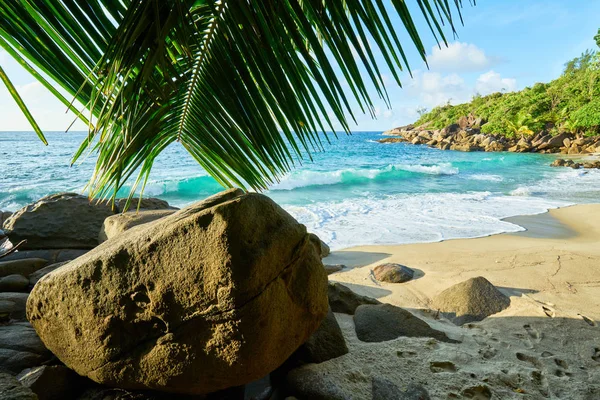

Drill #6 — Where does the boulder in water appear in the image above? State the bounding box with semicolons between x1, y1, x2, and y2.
27;189;328;395
431;276;510;325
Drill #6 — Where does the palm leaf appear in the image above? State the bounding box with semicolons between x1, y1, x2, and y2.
0;0;468;206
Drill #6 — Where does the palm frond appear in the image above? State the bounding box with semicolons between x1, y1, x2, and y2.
0;0;467;205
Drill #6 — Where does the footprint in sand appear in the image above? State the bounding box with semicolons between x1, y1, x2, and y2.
542;306;555;318
578;314;596;326
554;358;568;369
592;348;600;362
516;352;543;369
429;361;457;373
524;324;543;342
461;385;492;399
531;370;550;398
478;346;497;360
396;350;417;358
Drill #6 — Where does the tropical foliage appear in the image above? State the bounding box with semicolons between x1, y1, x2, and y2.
415;44;600;138
0;0;467;206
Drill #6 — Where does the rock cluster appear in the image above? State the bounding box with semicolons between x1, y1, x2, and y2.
1;190;340;399
381;116;600;155
550;158;600;169
1;189;523;399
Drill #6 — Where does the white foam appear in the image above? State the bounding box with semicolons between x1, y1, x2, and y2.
468;174;504;182
269;163;458;190
395;162;459;175
284;192;570;250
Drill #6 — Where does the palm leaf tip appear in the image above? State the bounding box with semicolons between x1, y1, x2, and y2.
0;0;469;200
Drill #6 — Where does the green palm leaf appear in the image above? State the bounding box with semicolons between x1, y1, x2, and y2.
0;0;470;206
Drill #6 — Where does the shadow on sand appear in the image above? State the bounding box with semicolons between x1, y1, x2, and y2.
324;250;390;269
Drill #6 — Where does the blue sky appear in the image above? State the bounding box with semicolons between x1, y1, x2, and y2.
1;1;599;132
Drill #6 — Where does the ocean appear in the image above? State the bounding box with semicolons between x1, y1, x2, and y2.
2;131;599;250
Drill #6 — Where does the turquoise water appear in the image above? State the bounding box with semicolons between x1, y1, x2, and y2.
2;131;599;249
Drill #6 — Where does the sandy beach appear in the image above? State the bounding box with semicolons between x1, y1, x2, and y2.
309;204;600;399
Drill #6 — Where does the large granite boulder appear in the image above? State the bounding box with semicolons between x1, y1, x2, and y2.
431;276;510;325
27;189;328;395
98;209;177;243
3;193;115;249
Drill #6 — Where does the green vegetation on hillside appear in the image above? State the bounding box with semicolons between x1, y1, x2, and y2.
415;36;600;138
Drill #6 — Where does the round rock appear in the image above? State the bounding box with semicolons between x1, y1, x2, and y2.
0;275;29;292
373;263;414;283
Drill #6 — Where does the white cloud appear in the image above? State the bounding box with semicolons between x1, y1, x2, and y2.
475;70;517;95
406;71;469;108
0;79;88;131
428;42;498;72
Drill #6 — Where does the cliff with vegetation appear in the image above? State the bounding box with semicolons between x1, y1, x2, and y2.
414;50;600;138
382;41;600;161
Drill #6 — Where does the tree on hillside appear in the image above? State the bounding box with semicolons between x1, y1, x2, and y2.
0;0;465;206
595;28;600;48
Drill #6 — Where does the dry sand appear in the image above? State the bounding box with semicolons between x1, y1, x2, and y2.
305;204;600;399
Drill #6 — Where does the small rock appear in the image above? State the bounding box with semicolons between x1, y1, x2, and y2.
0;259;48;279
0;372;37;400
28;262;69;287
550;159;566;167
373;263;414;283
0;275;29;292
328;282;379;315
18;365;87;400
372;377;430;400
0;250;87;264
324;264;344;275
286;365;348;400
353;304;456;343
431;276;510;325
0;293;29;322
0;322;52;374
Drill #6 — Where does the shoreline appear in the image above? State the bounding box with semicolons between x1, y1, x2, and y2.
328;202;593;252
325;202;600;320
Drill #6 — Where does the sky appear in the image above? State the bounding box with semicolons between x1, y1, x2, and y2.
0;1;599;132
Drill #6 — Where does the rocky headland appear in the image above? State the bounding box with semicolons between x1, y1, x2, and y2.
381;115;600;166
